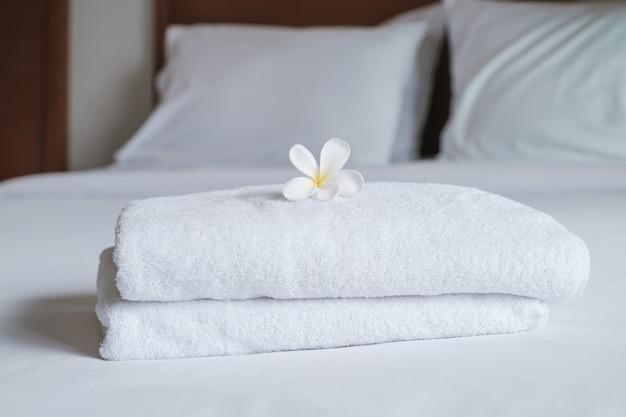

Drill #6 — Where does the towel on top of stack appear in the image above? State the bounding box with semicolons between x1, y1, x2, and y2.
96;182;589;360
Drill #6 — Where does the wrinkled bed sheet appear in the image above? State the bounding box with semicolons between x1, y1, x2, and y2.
1;161;625;417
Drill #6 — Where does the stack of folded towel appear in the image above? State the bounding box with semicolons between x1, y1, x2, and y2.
96;182;589;360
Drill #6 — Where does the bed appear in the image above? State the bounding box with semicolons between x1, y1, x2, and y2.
1;0;625;416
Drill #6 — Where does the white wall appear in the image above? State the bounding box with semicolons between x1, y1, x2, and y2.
69;0;153;170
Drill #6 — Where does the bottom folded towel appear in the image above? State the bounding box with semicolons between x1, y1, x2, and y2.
96;249;548;360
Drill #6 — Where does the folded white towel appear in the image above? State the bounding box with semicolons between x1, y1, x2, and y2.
114;182;589;302
97;249;548;360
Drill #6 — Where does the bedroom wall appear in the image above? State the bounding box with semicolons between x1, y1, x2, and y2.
69;0;153;170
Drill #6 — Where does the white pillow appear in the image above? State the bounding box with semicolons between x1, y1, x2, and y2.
441;0;626;161
114;21;429;169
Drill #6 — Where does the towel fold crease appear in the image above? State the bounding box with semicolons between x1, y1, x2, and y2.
97;248;548;360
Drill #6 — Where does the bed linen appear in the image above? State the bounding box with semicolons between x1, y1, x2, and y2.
1;161;625;416
441;0;626;161
115;21;430;168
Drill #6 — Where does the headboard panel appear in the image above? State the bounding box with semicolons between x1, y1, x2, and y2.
154;0;444;156
155;0;440;69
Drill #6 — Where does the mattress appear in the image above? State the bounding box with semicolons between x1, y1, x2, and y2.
1;161;625;416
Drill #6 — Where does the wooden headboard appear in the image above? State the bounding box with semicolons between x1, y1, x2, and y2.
154;0;447;157
0;0;67;180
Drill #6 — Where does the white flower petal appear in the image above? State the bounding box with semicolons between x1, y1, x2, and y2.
282;177;316;201
289;144;319;178
328;170;364;197
311;182;340;201
320;138;350;178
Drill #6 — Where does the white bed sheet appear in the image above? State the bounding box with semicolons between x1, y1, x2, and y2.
1;161;625;416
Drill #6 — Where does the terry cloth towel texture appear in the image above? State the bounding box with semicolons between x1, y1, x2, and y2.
113;182;589;302
96;249;548;360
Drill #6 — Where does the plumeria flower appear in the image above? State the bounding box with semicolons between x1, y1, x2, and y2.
282;138;364;201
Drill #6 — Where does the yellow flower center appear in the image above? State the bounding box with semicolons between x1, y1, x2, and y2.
313;174;327;188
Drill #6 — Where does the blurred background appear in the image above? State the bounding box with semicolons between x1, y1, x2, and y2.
1;0;153;180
